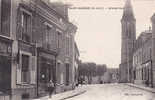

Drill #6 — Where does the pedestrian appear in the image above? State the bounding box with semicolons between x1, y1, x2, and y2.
48;80;55;98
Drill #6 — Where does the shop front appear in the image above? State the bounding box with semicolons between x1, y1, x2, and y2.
37;48;57;97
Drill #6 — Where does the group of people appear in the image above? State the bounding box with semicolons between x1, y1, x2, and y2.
76;77;85;87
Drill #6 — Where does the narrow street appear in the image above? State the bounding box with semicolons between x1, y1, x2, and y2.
68;84;155;100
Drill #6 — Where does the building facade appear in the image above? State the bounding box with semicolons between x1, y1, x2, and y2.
119;0;136;83
151;14;155;87
133;30;153;87
0;0;12;96
0;0;77;100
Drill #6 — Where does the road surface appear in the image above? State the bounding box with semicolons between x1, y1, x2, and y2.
68;83;155;100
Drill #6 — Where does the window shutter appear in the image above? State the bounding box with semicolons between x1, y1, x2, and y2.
16;53;22;84
30;56;36;84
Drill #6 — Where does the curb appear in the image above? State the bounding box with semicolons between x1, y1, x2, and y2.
59;90;86;100
33;89;86;100
125;83;155;93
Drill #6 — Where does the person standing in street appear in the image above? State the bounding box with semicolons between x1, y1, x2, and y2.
48;80;55;98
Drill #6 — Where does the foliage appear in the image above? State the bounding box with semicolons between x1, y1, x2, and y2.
96;64;107;76
78;62;107;81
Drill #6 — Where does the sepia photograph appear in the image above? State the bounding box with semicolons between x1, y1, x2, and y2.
0;0;155;100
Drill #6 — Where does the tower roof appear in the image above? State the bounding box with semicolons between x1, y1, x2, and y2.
122;0;135;21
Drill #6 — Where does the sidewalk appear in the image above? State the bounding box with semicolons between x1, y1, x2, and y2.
33;86;86;100
125;83;155;93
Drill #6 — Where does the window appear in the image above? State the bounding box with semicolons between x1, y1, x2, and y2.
57;31;62;49
21;55;30;83
43;24;53;49
1;0;11;36
21;11;31;42
66;37;70;55
46;25;51;44
40;58;54;83
150;48;152;59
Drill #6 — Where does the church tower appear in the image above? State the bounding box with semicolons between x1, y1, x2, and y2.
120;0;136;82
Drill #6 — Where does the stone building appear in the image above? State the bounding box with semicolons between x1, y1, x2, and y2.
0;0;12;96
119;0;155;88
119;0;136;83
0;0;77;100
133;30;153;87
151;14;155;87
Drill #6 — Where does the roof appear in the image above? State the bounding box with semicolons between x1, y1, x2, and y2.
134;30;152;51
121;0;135;21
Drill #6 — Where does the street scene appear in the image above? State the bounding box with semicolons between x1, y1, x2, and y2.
0;0;155;100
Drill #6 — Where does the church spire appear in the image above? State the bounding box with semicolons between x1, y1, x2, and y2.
122;0;135;21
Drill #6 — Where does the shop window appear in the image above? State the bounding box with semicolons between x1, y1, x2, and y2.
40;58;54;83
21;54;30;83
40;65;49;83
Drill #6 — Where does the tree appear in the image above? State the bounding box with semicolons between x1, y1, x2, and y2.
78;62;107;84
96;64;107;76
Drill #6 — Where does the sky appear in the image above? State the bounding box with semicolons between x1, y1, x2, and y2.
51;0;155;68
